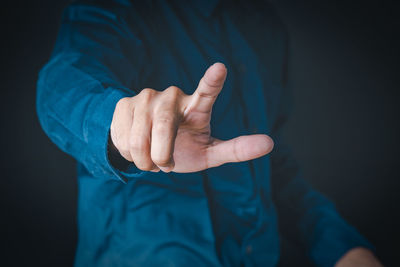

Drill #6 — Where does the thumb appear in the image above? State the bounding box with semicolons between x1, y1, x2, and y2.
205;134;274;168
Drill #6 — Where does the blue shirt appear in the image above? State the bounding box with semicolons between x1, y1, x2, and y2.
36;0;372;266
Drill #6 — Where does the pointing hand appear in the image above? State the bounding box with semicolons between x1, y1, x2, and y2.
110;63;274;172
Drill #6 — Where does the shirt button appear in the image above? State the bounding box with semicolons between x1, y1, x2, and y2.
245;245;253;255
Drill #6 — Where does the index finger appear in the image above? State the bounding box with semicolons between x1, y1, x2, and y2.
184;63;227;116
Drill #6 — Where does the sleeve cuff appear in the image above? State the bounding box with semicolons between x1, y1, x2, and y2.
84;87;147;183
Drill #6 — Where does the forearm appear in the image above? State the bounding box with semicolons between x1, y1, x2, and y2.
37;54;131;178
36;1;143;179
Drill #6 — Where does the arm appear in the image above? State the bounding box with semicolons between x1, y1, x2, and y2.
270;117;377;266
37;1;274;182
269;41;379;267
36;0;146;182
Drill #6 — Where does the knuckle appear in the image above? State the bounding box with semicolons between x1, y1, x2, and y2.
155;116;174;125
129;137;147;152
135;161;154;171
153;116;176;133
140;88;154;95
165;85;181;94
163;86;181;101
154;102;179;123
152;154;171;166
139;88;155;101
116;97;131;109
197;90;217;99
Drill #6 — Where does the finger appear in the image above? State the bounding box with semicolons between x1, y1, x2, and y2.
205;134;274;168
184;62;227;115
151;88;180;172
129;106;159;171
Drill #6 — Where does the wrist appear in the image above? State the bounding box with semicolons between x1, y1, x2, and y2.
107;132;131;171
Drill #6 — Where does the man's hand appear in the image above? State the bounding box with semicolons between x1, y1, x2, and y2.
335;248;383;267
110;63;274;173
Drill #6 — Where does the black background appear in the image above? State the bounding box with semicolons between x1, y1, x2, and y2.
0;0;399;266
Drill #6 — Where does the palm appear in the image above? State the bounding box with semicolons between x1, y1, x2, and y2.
168;63;273;173
171;110;212;172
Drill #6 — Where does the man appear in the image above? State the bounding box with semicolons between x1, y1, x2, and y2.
36;0;382;266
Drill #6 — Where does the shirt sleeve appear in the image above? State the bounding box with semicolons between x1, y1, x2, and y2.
269;37;375;267
36;0;147;182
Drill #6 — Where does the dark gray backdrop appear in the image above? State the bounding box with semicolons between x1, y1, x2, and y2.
1;0;398;266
